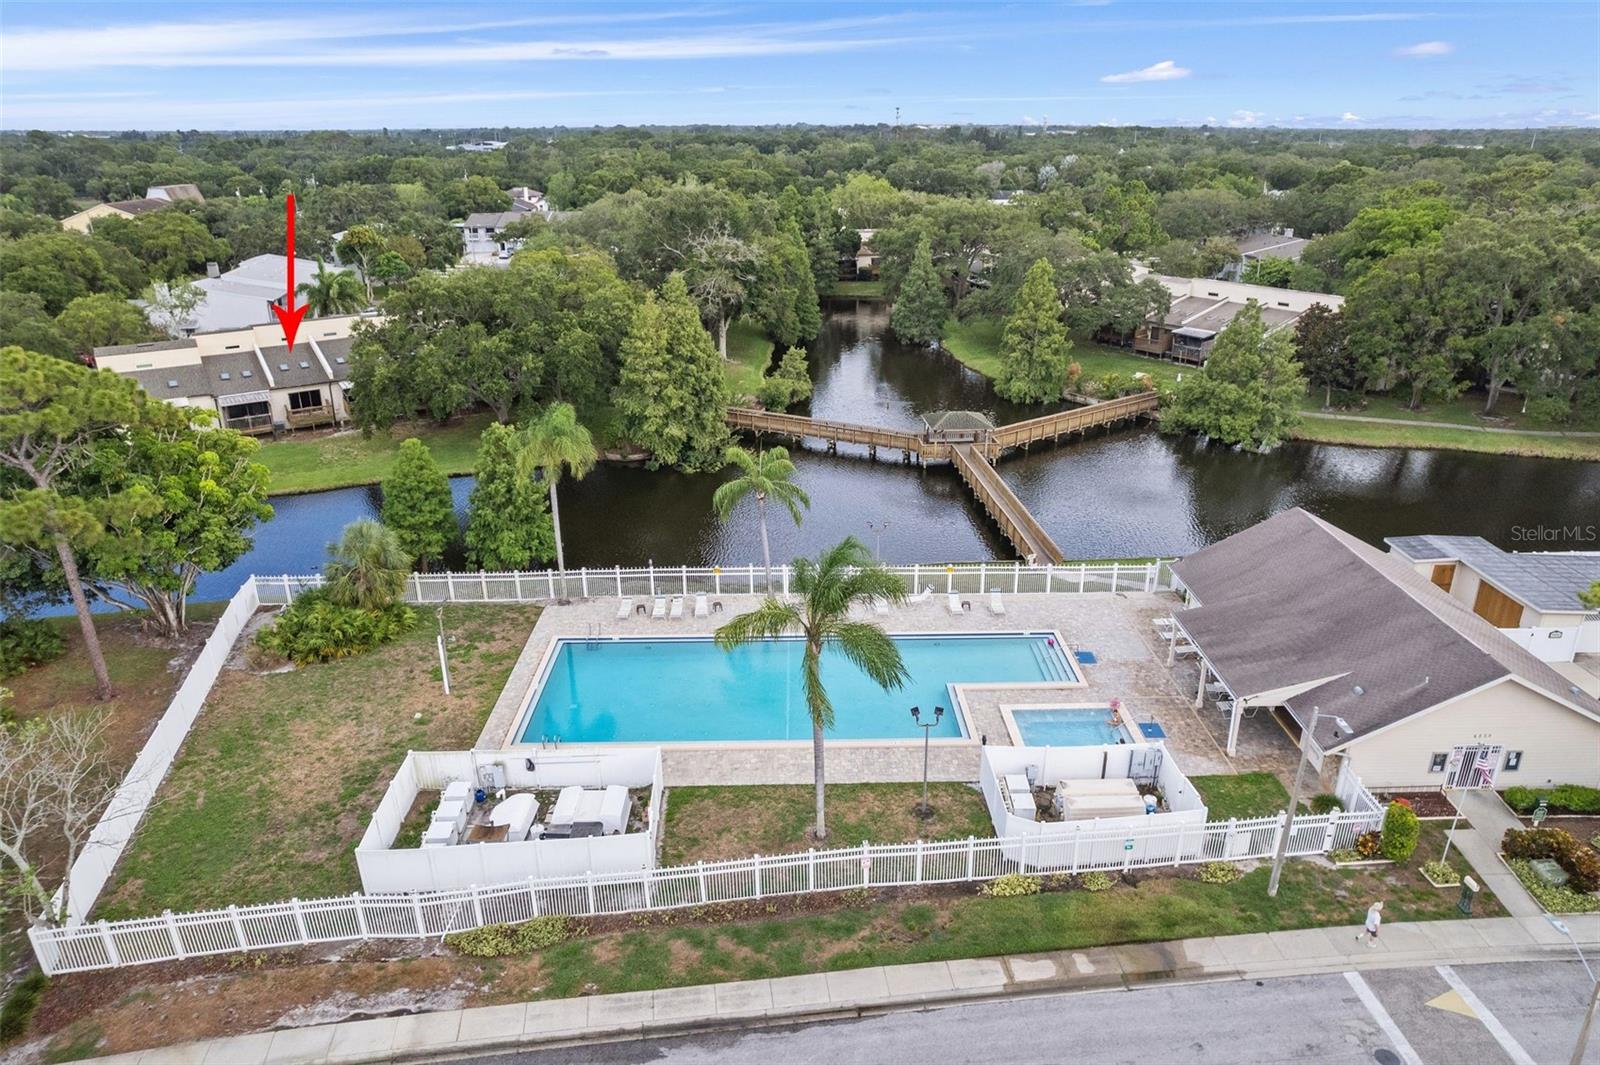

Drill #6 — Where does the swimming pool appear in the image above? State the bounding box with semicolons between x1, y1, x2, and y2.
1008;707;1131;747
518;633;1077;744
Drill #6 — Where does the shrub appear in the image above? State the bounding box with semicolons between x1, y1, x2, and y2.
1309;794;1343;815
0;618;65;679
980;873;1041;898
1381;801;1420;862
1080;871;1114;892
0;970;48;1042
1501;827;1600;892
1354;831;1382;860
1328;848;1361;864
1197;861;1242;884
1507;858;1600;914
1549;785;1600;815
255;590;415;665
445;916;580;957
1503;786;1539;814
1420;860;1460;886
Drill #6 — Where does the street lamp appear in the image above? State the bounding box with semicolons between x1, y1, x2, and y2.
868;520;891;560
910;705;944;819
1267;705;1352;897
1546;915;1599;1065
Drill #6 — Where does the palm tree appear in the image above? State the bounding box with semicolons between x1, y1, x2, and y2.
297;259;366;318
514;402;596;599
714;538;908;840
712;445;810;593
325;520;412;610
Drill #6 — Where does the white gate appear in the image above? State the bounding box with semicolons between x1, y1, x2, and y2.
1445;744;1502;789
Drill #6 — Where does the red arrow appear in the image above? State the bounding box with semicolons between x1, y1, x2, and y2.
270;193;308;348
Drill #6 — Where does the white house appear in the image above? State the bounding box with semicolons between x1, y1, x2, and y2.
1168;508;1600;791
143;254;359;336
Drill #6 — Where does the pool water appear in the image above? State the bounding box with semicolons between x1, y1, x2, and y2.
520;634;1075;744
1010;707;1129;747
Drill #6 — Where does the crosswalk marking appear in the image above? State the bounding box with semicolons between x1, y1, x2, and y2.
1436;965;1536;1065
1345;971;1424;1065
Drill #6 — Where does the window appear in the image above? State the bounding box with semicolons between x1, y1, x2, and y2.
334;356;346;364
287;388;323;411
1504;750;1523;772
224;344;241;350
278;363;290;371
166;379;179;388
1429;752;1448;773
298;360;310;369
218;371;230;380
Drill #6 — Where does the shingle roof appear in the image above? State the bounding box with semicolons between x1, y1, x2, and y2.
257;343;335;389
94;337;197;360
463;211;524;230
1386;534;1600;613
922;410;996;433
1237;233;1308;260
126;363;210;398
315;337;355;379
106;197;171;216
1172;508;1599;751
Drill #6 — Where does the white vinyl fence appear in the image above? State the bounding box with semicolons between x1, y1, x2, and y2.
51;581;262;926
1335;761;1386;822
31;807;1379;976
254;559;1179;607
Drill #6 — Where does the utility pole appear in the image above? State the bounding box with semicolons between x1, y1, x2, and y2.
1268;706;1351;897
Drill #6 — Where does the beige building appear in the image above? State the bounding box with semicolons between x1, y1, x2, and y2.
92;315;371;435
1117;270;1342;364
1169;508;1600;791
60;184;206;233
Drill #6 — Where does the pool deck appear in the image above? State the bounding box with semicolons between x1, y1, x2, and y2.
480;591;1303;789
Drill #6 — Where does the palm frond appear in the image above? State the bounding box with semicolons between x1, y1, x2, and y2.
710;476;754;521
713;598;802;650
824;621;909;692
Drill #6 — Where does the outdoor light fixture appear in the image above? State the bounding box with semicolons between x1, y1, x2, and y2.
910;706;945;819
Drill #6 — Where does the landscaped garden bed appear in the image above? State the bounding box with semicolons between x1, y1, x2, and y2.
1500;825;1600;915
95;604;540;918
1503;784;1600;818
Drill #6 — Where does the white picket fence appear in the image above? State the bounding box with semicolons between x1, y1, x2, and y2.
30;807;1379;976
254;559;1180;606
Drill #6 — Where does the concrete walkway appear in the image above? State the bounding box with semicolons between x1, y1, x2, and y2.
1447;789;1542;918
88;915;1599;1065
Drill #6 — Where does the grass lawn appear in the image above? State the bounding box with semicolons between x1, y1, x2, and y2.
1301;389;1600;434
942;319;1184;391
832;279;886;299
96;604;540;918
939;317;1006;380
1191;773;1292;820
723;321;776;402
1292;414;1600;461
257;412;494;495
662;784;995;865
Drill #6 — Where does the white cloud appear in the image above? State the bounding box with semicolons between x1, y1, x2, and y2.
1340;111;1363;123
1394;40;1454;58
1101;60;1191;84
1227;110;1265;127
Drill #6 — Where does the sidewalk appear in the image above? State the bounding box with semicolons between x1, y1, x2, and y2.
89;914;1600;1065
1447;789;1542;918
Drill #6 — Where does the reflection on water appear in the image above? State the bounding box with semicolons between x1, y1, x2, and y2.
188;301;1598;601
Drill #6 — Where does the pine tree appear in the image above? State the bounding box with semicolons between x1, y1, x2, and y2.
1166;301;1307;450
380;438;457;569
464;422;554;570
995;258;1073;403
615;273;730;471
889;235;947;346
758;344;814;410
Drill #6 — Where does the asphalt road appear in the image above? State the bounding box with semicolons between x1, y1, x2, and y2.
454;960;1599;1065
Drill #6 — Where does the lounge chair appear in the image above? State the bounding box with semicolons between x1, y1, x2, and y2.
694;593;709;618
669;595;685;619
650;596;667;619
872;596;891;615
947;592;966;615
988;588;1006;616
907;585;933;604
615;597;633;620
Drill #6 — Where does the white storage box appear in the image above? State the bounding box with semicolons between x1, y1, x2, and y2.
442;780;472;805
433;798;468;833
421;821;456;848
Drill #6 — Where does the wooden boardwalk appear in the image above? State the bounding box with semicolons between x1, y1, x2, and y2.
726;391;1158;562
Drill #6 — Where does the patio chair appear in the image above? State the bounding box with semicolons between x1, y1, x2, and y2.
669;595;685;619
947;592;967;615
908;585;933;604
988;588;1006;616
694;593;709;618
650;596;667;620
615;597;633;620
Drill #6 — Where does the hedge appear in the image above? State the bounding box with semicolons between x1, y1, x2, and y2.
1502;827;1600;893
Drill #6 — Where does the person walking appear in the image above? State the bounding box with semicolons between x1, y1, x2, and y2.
1357;900;1384;947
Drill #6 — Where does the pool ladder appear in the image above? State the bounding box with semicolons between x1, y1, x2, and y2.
539;734;562;749
583;624;601;648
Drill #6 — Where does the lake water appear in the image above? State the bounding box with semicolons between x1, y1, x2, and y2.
187;298;1598;603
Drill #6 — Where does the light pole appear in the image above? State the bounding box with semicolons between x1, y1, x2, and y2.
1547;915;1599;1065
910;705;943;819
435;606;451;696
1267;705;1351;897
868;521;891;560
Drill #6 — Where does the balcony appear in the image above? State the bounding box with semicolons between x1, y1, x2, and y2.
223;413;274;434
285;404;336;428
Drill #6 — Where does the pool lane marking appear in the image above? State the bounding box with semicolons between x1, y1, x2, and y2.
1434;965;1535;1065
1344;971;1423;1065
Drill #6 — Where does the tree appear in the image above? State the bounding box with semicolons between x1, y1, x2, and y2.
1093;180;1166;253
712;446;811;592
335;224;386;299
0;291;72;359
714;538;908;840
1240;258;1295;288
0;231;146;315
747;221;822;348
995;258;1073;404
324;520;411;610
380;438;456;569
298;259;366;318
465;421;554;570
145;281;206;339
1345;246;1461;409
514;402;596;597
439;175;511;219
55;293;154;355
615;274;730;471
1165;302;1307;450
1294;304;1358;408
682;228;759;359
1580;581;1600;610
0;350;160;698
759;344;813;410
890;236;947;346
83;415;273;636
92;211;230;282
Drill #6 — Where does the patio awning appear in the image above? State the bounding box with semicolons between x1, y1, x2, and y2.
216;390;271;406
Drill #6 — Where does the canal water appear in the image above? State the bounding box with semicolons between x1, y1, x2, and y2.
190;299;1598;602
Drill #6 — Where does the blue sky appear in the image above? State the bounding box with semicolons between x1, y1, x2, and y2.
2;2;1596;130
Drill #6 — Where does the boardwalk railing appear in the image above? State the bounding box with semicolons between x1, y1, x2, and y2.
726;407;927;455
29;809;1377;976
254;560;1179;606
990;391;1159;450
949;445;1065;564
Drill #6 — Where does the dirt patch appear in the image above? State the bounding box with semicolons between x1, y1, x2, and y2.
1375;791;1457;818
